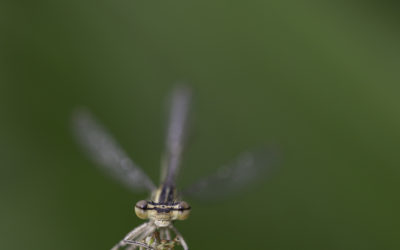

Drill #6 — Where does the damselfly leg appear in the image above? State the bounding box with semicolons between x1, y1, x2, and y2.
111;222;155;250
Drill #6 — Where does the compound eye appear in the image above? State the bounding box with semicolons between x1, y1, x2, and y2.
177;201;191;220
135;200;148;219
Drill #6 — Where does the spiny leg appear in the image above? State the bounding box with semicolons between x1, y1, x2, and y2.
141;223;156;239
160;228;171;241
111;222;150;250
165;228;171;241
156;228;169;247
170;225;189;250
124;241;140;250
124;240;154;250
125;223;156;250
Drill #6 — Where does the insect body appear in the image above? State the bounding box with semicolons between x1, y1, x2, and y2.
73;86;273;249
74;87;192;249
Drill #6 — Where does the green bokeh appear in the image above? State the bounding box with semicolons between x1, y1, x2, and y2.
1;1;400;249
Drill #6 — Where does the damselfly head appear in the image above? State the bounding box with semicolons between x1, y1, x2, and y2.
134;200;191;227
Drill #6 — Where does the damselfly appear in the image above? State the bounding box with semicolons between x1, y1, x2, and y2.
73;86;274;249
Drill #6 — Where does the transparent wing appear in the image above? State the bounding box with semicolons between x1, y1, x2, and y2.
182;148;277;200
161;86;192;186
72;109;156;192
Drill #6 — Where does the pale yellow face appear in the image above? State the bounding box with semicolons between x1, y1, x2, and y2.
134;200;191;228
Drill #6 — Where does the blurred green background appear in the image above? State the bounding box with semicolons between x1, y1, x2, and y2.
1;0;400;249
